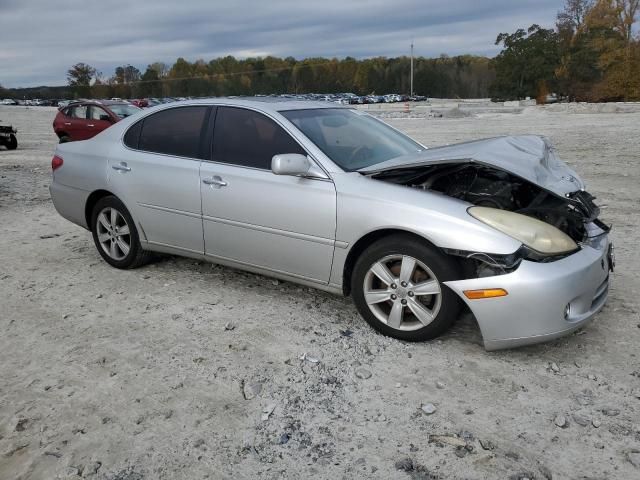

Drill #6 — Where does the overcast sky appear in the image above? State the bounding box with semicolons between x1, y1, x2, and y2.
0;0;564;88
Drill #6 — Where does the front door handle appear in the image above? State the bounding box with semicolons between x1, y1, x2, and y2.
112;162;131;172
202;176;227;188
87;124;95;127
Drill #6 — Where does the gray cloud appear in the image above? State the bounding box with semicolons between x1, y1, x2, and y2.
0;0;563;87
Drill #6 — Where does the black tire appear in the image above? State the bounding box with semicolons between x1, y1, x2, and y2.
351;234;461;342
6;134;17;150
90;195;151;269
59;135;70;144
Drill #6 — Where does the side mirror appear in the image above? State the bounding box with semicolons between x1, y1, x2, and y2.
99;114;112;122
271;154;310;176
271;154;329;179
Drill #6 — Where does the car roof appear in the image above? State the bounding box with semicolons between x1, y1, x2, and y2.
165;97;348;113
67;100;131;107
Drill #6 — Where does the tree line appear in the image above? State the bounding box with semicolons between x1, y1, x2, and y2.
59;55;493;100
1;0;637;102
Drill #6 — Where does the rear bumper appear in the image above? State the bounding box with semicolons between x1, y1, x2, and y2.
444;235;611;350
50;182;90;229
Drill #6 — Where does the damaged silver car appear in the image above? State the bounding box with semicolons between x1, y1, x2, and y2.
49;100;613;350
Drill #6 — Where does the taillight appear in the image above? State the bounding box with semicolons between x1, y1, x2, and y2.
52;155;64;171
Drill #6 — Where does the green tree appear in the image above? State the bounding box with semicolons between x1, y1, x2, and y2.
67;63;96;98
490;25;560;100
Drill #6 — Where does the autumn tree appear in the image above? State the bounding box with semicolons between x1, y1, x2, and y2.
584;0;640;99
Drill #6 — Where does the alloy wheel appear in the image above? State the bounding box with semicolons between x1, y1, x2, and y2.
363;254;442;331
96;207;131;261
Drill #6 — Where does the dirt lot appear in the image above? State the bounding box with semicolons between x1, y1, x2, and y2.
1;104;639;480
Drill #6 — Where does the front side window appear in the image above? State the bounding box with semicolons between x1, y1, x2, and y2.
281;108;423;171
108;103;141;119
89;106;109;120
212;107;305;170
137;106;208;158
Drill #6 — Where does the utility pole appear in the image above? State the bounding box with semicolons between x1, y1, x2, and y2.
410;39;414;97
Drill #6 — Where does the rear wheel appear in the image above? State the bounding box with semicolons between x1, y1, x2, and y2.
90;196;151;269
351;235;461;341
59;135;70;144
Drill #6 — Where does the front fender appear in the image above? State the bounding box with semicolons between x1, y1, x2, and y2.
329;173;521;287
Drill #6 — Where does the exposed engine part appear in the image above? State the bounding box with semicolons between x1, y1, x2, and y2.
371;163;603;243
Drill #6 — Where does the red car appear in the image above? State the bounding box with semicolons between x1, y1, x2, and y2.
53;100;141;142
129;99;149;108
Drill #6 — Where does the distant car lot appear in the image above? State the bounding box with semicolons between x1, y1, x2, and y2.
2;92;430;110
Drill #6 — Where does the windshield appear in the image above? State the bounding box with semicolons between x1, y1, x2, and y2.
281;108;423;171
108;104;141;119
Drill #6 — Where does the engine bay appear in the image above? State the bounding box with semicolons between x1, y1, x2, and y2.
370;163;603;243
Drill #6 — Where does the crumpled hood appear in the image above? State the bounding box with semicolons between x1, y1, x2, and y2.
360;135;585;196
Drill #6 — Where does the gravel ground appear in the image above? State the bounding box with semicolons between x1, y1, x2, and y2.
0;104;639;480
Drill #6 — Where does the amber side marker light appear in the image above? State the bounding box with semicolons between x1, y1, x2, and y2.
463;288;508;300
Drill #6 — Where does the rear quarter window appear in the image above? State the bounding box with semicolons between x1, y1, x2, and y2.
123;121;142;149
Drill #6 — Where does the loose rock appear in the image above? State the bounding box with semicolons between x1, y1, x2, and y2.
572;414;590;427
261;402;276;421
480;439;496;450
601;407;620;416
242;381;262;400
421;403;437;415
82;461;102;477
14;418;28;432
554;414;568;428
355;368;372;379
394;457;414;471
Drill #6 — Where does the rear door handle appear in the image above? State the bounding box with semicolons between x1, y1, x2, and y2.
202;176;227;187
64;122;71;126
112;162;131;172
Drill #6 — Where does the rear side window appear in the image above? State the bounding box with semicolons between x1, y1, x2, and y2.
137;106;208;158
213;107;305;169
70;106;87;119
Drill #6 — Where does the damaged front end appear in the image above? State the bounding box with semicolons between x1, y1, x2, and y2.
362;135;611;278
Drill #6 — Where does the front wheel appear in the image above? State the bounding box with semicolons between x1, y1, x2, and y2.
351;235;461;341
6;134;17;150
90;196;151;269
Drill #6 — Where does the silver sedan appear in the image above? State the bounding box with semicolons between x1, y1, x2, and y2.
49;99;613;350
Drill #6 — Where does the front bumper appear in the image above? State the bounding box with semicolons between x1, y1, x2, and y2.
444;234;611;350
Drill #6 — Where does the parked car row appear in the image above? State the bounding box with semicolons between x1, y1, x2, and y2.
263;93;428;104
5;93;429;111
48;92;430;144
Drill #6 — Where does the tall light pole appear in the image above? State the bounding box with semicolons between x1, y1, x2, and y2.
410;40;414;97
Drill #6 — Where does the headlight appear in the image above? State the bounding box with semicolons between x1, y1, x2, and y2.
468;206;577;255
